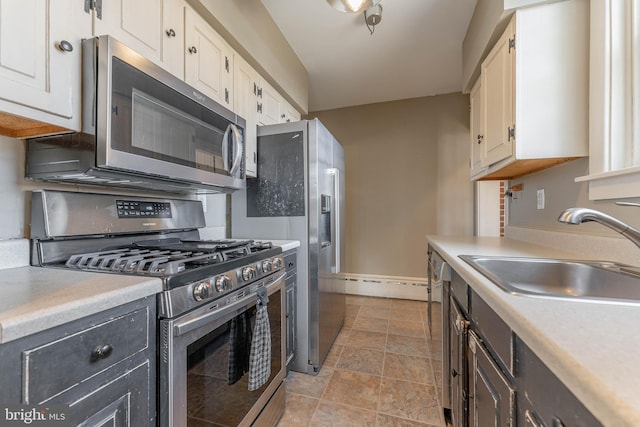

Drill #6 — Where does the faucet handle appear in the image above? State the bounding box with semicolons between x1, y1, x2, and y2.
616;201;640;208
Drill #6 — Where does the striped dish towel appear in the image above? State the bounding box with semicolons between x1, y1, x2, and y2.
248;287;271;391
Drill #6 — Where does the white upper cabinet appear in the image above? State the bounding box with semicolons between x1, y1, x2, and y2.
94;0;163;63
469;78;485;179
257;77;300;125
185;7;233;109
0;0;90;134
283;100;301;123
161;0;186;79
234;54;259;177
257;78;282;125
480;18;514;169
95;0;186;79
473;0;589;180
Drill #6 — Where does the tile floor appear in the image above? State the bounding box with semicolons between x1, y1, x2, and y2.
277;295;445;427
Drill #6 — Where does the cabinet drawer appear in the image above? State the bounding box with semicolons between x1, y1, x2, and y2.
450;270;469;313
470;290;514;376
517;338;602;427
23;307;149;403
284;250;297;278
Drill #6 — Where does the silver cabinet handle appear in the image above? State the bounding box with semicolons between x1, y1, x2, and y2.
56;40;73;52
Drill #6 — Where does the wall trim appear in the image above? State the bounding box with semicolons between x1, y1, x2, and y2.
338;273;441;302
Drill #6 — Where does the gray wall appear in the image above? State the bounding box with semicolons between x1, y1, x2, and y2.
310;93;473;278
507;157;640;237
0;135;227;241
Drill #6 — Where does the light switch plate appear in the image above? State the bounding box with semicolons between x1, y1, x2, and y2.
537;189;545;209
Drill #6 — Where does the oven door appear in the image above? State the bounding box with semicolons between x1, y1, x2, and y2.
89;36;245;189
159;272;286;427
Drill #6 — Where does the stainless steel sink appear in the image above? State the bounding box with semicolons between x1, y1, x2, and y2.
459;255;640;303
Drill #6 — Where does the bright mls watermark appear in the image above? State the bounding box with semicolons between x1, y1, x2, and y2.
0;405;69;426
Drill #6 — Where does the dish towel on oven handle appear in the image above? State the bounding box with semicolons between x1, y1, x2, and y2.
228;310;252;385
248;286;271;391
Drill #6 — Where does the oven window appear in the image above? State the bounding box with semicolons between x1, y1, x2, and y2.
185;289;282;426
110;57;236;175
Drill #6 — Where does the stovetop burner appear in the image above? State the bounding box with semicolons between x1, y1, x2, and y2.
64;239;274;277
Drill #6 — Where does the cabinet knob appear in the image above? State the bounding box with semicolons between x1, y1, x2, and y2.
188;46;198;54
166;28;176;38
477;134;483;144
55;40;73;53
451;368;458;378
90;344;113;362
551;417;566;427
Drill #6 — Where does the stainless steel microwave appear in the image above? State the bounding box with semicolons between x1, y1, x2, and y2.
26;35;245;193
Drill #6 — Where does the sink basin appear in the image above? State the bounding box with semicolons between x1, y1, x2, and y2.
459;255;640;304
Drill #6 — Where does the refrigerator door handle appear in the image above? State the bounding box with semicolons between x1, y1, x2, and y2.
328;168;341;273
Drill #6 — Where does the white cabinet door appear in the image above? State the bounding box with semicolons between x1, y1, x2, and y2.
283;100;301;123
0;0;89;130
234;54;259;177
469;78;485;178
258;78;282;125
94;0;163;64
162;0;186;79
481;18;514;168
95;0;186;79
185;7;233;108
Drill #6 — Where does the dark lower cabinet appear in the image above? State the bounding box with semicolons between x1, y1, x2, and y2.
468;331;515;427
434;248;603;427
0;297;156;426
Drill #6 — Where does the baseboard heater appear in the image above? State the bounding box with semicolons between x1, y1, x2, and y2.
337;273;441;302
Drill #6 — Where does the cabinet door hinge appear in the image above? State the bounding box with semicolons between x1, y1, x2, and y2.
508;36;515;53
84;0;102;19
507;126;516;142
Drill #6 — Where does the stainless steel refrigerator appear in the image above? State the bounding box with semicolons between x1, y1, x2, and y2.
231;118;345;375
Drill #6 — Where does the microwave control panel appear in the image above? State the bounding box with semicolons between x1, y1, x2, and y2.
116;200;172;218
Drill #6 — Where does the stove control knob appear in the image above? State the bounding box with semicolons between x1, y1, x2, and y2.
193;282;213;301
262;259;273;273
214;275;232;292
242;266;257;281
272;257;283;269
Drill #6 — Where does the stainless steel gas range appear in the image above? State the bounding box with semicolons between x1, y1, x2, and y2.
30;190;287;427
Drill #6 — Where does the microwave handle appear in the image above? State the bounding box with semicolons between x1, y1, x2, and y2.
222;124;232;172
229;123;243;176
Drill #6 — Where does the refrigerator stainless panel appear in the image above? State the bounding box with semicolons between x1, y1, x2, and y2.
231;119;345;375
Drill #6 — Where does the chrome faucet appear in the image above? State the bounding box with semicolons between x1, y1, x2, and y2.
558;204;640;249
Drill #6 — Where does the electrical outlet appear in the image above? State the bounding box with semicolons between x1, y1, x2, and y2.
537;189;545;209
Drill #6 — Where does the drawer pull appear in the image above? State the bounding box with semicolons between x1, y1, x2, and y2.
90;344;113;362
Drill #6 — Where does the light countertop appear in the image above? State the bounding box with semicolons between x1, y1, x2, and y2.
0;266;162;344
427;235;640;427
269;240;300;252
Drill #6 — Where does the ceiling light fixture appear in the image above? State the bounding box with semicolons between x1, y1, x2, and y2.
364;4;382;35
326;0;382;13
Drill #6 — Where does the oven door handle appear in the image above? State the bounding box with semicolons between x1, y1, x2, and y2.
173;272;285;337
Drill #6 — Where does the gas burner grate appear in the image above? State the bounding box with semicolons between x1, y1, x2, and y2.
65;248;225;276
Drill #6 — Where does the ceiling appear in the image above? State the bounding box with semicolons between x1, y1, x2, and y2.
261;0;477;112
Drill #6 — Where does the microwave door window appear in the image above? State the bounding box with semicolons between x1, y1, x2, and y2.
131;89;226;173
